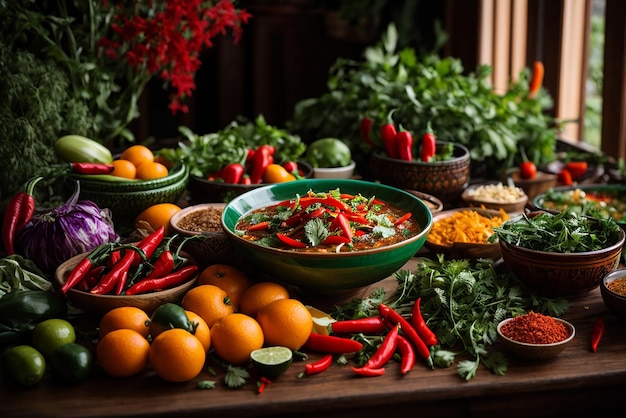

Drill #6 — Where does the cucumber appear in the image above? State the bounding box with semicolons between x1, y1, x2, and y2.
55;135;114;164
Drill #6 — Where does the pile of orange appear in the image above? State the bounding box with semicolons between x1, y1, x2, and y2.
111;144;169;180
95;264;316;381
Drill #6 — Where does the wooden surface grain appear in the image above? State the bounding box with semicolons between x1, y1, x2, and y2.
2;258;626;418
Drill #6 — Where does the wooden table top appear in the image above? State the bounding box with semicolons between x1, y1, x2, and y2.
2;258;626;418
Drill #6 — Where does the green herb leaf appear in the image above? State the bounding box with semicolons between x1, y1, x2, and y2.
305;218;329;247
224;365;249;389
197;380;216;390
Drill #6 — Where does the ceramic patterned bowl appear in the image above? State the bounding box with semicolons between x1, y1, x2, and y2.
497;316;575;360
221;179;433;293
187;161;313;203
498;212;625;296
368;142;470;203
68;164;189;230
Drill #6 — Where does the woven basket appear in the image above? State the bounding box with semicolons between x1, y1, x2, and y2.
369;142;470;203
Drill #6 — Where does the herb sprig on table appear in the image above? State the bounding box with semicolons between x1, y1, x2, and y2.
333;256;568;381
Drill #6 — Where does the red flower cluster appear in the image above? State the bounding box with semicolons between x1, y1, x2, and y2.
97;0;251;114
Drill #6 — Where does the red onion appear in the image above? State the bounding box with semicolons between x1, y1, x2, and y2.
15;181;119;274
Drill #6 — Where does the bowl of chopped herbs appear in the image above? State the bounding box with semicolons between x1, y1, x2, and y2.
489;210;625;296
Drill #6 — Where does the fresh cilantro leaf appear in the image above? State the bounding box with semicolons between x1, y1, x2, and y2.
197;380;216;390
304;218;329;247
224;366;249;388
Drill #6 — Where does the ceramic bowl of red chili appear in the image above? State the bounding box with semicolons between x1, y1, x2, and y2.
600;268;626;321
497;312;576;360
221;178;433;294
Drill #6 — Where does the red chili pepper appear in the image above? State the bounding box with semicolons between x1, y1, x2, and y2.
303;353;333;376
365;324;399;369
380;123;398;159
257;376;272;394
321;235;351;246
360;117;374;147
330;212;353;241
528;60;544;99
351;365;385;377
221;163;245;184
59;243;113;294
70;162;114;175
396;130;413;161
276;233;307;248
75;265;106;292
2;176;42;255
519;161;537;180
393;212;412;226
125;265;199;295
396;335;415;375
344;212;370;225
91;248;136;295
590;316;605;353
250;145;274;184
565;161;588;180
240;175;251;185
298;196;352;213
378;303;432;365
420;122;436;162
331;317;386;334
303;332;363;354
247;220;271;232
145;241;177;280
410;297;438;346
131;226;165;266
282;161;299;175
558;168;573;186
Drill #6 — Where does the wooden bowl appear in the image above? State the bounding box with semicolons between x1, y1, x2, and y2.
497;316;575;360
405;190;444;214
54;251;198;315
461;183;528;214
368;142;470;203
424;207;507;260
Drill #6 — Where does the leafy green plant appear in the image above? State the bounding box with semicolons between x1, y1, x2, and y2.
289;24;559;179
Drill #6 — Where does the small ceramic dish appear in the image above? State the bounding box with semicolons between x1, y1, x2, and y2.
497;316;575;360
461;183;528;214
600;268;626;321
169;203;226;236
313;160;356;179
424;207;507;260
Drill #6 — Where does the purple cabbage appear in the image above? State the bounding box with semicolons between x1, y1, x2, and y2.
15;182;119;274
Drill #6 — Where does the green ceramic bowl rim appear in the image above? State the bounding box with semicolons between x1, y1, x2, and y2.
221;178;433;258
70;163;188;187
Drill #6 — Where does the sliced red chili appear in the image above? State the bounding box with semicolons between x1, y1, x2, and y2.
247;220;271;232
300;197;351;213
276;233;307;248
321;235;351;246
330;212;353;240
303;332;363;354
393;212;412;226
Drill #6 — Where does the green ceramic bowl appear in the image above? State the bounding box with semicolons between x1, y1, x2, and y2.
221;179;433;293
69;163;188;193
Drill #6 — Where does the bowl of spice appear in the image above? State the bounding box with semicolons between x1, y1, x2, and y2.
600;268;626;321
461;182;528;214
497;312;575;360
424;207;509;260
169;203;243;270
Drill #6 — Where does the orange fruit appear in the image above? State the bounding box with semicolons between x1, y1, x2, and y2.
96;329;150;378
119;144;154;168
135;203;181;233
110;159;137;179
149;328;206;382
256;299;313;350
98;306;151;339
154;154;174;169
197;264;252;311
135;161;169;180
239;281;290;318
181;284;235;328
185;310;211;353
210;313;264;365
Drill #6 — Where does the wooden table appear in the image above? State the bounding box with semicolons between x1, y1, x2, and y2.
3;258;626;418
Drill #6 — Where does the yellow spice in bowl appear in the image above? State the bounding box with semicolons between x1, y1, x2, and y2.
427;209;509;247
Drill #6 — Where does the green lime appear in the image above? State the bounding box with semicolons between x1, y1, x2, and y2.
250;346;293;379
31;318;76;358
3;345;46;386
50;343;94;384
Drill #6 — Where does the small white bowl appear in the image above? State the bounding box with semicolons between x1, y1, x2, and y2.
313;161;356;179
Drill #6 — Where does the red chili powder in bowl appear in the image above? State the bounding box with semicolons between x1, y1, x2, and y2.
500;311;570;344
